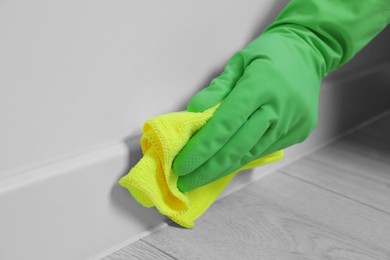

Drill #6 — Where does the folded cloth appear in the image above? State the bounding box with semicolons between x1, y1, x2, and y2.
119;102;284;228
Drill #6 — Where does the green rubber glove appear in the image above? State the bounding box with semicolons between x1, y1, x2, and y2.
173;0;390;192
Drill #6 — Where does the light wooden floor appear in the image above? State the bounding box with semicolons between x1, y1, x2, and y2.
104;111;390;260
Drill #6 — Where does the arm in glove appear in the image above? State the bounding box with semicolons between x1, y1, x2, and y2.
173;0;390;192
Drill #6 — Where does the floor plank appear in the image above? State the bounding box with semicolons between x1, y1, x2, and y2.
279;156;390;214
307;144;390;185
102;240;176;260
331;131;390;164
141;173;390;260
357;113;390;140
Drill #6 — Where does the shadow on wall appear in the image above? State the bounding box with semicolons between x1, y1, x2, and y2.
325;63;390;135
329;26;390;79
123;133;144;171
324;23;390;138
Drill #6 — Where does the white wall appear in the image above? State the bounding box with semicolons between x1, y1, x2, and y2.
1;0;389;178
1;0;292;177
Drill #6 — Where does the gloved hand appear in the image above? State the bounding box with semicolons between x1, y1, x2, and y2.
173;0;390;192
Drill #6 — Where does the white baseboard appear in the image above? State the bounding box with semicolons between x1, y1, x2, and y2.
1;63;389;260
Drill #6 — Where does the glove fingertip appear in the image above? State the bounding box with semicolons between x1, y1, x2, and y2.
172;155;191;176
187;100;209;112
172;158;182;176
177;178;191;192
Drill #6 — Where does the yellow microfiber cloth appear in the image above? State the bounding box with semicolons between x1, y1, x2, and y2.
119;102;284;228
